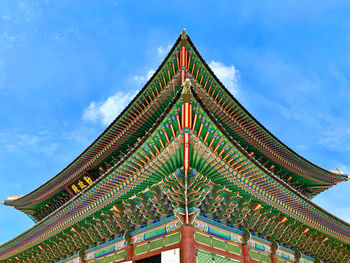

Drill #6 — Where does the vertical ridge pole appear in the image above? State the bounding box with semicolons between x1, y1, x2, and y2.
180;29;191;225
180;29;187;84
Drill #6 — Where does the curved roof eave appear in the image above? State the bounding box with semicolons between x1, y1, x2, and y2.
3;36;182;210
186;36;348;191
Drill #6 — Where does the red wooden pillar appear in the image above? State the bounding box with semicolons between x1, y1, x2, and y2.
241;235;251;263
241;245;251;263
181;226;196;263
125;236;134;262
270;243;277;263
270;253;277;263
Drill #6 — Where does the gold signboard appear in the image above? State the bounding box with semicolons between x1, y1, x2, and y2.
68;173;95;195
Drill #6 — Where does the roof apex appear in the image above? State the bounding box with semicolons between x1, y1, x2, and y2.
181;28;187;46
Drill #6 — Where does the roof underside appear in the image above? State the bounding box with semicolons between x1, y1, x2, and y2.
1;31;349;263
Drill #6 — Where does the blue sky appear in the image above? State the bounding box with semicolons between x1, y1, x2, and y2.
1;0;350;244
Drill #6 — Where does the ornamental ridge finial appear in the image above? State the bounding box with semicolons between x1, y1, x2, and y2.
182;78;192;95
181;28;187;46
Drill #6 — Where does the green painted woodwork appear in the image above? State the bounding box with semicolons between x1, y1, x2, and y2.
214;254;241;263
56;256;80;263
208;227;231;241
163;232;182;246
134;243;149;256
194;232;241;256
255;243;266;251
197;249;212;263
90;250;126;263
149;238;163;251
212;237;226;251
94;244;115;258
226;243;241;256
195;232;212;247
196;249;240;263
134;232;181;256
249;250;261;261
103;254;115;263
280;252;290;260
114;250;127;262
144;227;167;240
249;249;271;262
260;253;271;263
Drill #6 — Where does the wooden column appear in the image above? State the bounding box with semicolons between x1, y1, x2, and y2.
181;226;196;263
270;243;277;263
241;245;251;263
125;235;134;262
270;253;277;263
241;235;251;263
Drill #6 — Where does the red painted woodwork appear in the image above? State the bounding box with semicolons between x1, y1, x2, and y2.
241;244;251;263
270;254;278;263
270;244;277;263
181;226;196;263
125;236;134;262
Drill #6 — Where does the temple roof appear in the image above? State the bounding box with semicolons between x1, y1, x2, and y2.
1;30;349;263
3;31;348;222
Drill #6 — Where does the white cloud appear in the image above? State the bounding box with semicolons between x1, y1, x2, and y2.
157;44;172;57
132;70;155;87
82;90;138;126
209;61;240;96
83;66;157;127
